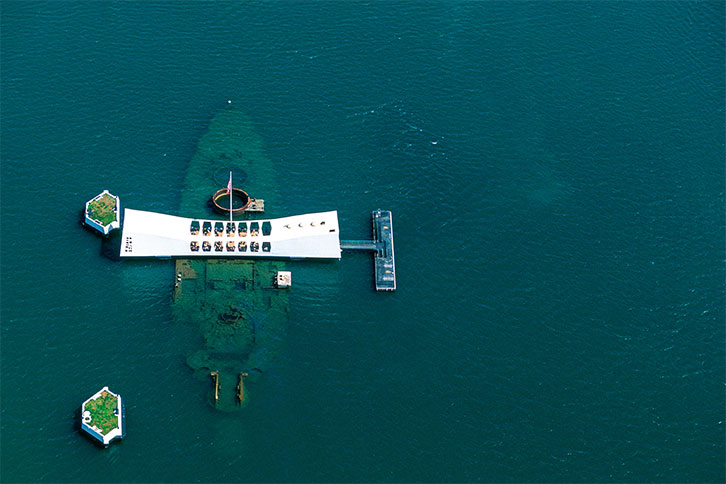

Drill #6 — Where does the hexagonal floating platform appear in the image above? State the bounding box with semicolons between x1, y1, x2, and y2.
84;190;121;236
80;386;125;447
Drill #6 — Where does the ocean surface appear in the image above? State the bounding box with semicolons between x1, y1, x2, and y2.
1;2;724;482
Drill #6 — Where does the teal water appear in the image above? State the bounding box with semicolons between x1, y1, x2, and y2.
1;2;724;482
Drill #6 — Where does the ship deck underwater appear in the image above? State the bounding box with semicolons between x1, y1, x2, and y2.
172;104;290;410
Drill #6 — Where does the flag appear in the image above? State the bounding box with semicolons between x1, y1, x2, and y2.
227;172;232;193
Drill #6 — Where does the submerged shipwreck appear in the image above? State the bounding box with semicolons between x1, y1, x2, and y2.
83;104;395;413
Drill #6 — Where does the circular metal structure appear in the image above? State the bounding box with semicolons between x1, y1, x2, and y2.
211;187;250;215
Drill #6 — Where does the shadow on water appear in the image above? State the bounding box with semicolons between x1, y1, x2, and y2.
100;233;122;262
78;209;123;261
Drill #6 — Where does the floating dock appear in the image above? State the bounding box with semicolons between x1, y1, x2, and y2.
373;210;396;291
341;209;396;292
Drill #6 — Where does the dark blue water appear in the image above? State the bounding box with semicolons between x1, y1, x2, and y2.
1;2;724;482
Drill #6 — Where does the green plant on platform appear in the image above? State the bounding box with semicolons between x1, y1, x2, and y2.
88;194;117;226
85;391;118;435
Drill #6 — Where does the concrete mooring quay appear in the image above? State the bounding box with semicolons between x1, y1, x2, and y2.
341;209;396;292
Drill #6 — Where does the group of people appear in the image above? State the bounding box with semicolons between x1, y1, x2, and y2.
190;220;269;239
188;239;270;253
187;218;275;254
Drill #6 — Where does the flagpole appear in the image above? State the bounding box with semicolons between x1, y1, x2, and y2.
229;170;233;222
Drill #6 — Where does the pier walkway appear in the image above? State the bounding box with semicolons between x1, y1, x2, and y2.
340;240;377;250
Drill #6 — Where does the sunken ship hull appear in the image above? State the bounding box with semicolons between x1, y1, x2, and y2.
172;105;289;411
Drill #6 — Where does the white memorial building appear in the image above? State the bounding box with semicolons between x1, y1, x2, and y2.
120;208;342;259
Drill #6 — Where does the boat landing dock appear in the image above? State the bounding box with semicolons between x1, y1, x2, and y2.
341;209;396;292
